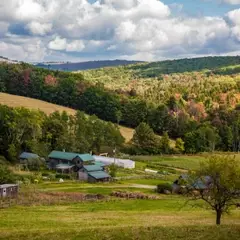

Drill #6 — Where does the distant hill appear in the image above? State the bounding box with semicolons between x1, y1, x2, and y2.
35;60;144;71
0;56;19;64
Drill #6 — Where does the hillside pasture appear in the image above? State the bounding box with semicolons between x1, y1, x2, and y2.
0;92;133;142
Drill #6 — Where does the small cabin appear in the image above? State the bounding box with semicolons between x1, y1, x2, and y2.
48;151;95;170
78;164;104;181
0;184;18;198
19;152;40;164
88;171;111;183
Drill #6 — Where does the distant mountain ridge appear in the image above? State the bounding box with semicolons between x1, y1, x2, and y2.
34;60;144;71
0;56;19;64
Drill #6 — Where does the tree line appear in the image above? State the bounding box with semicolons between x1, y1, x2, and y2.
2;62;240;154
0;104;124;162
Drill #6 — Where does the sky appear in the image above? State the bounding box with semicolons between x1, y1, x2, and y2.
1;0;240;62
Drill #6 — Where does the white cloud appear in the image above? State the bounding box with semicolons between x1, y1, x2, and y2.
0;0;239;61
66;40;85;52
0;39;46;61
223;0;240;4
48;36;67;51
26;22;52;36
227;8;240;25
115;21;136;41
227;8;240;41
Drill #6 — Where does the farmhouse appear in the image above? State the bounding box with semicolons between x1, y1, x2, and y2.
48;151;95;170
0;184;18;198
19;152;40;164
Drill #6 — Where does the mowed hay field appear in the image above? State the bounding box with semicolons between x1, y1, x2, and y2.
0;92;134;142
1;182;240;240
0;200;240;240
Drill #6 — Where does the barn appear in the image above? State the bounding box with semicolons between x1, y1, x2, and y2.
48;151;95;170
0;184;18;198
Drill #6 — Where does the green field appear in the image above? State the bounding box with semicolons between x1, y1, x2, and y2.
132;154;240;171
1;198;239;240
1;154;240;239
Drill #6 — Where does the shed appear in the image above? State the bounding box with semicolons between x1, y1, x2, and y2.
0;184;18;198
19;152;40;164
88;171;111;183
78;164;104;181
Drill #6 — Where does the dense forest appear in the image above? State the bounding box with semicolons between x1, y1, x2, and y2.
1;56;240;155
0;105;124;162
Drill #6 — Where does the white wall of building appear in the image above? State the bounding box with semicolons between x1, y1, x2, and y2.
93;156;135;169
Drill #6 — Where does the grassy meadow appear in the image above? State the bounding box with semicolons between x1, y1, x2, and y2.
1;154;240;239
1;196;239;240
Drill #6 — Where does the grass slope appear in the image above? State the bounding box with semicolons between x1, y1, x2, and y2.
0;92;134;142
1;200;239;240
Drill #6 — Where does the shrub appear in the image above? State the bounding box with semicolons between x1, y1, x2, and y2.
157;183;172;194
0;165;16;184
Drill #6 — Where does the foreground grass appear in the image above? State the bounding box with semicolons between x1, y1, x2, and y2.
0;200;239;240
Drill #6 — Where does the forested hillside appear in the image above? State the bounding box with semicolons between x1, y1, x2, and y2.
1;56;240;154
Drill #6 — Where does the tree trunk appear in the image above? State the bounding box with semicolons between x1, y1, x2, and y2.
216;210;222;225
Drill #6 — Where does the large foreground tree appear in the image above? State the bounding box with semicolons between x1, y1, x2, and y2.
187;155;240;225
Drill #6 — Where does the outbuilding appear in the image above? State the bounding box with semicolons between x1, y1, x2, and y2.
0;184;18;198
19;152;40;164
87;171;111;183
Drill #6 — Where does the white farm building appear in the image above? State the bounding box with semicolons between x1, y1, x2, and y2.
93;156;135;169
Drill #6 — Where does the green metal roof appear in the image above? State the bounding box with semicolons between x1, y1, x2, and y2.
83;165;103;172
95;161;106;167
88;171;111;179
78;154;95;162
48;151;94;162
48;151;78;161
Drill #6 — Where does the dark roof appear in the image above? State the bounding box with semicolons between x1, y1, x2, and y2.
88;171;111;179
19;152;39;160
83;165;103;172
48;151;94;162
175;175;212;190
